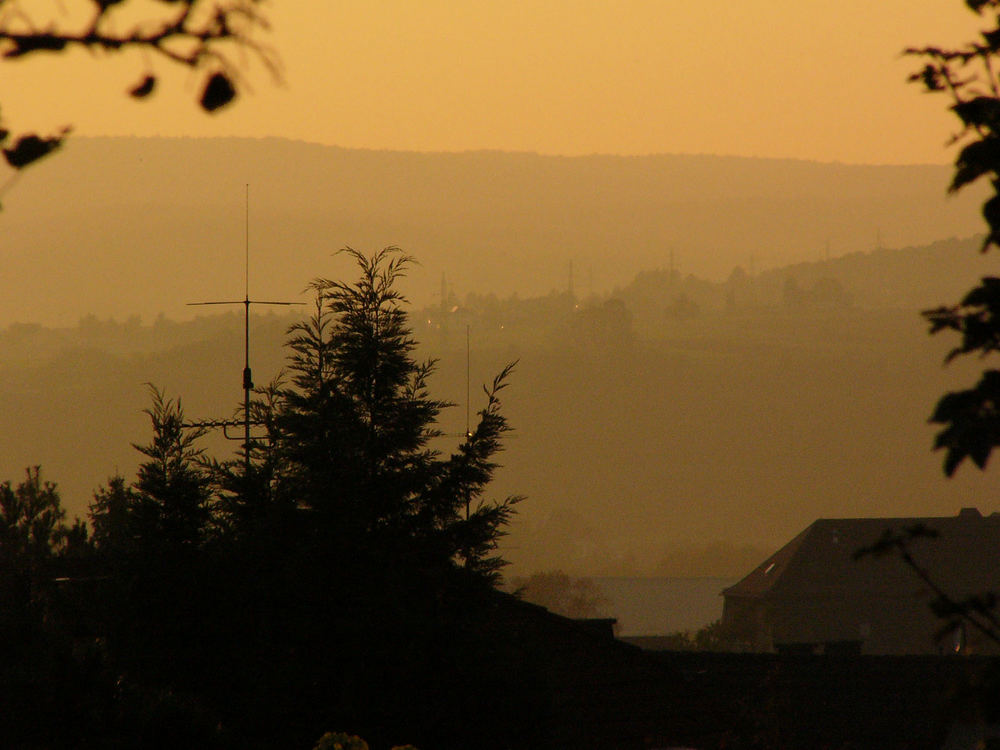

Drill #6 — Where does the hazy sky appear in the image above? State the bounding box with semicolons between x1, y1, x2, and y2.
0;1;988;164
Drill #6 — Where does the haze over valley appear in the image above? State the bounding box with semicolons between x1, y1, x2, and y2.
1;137;987;326
1;138;993;579
9;3;1000;744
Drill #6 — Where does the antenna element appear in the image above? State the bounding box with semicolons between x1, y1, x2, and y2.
186;184;303;475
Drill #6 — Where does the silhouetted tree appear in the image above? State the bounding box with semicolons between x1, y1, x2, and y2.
180;248;525;748
55;517;91;560
274;247;521;580
909;1;1000;475
130;385;213;548
88;474;141;555
0;0;275;189
0;466;87;567
509;570;609;619
205;378;290;543
75;251;531;749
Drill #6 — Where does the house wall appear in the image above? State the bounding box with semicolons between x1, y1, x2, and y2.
725;593;996;655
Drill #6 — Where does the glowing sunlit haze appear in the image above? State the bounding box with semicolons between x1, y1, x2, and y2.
0;0;986;163
1;1;997;581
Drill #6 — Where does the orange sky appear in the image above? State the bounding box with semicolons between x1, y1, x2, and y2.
0;1;991;163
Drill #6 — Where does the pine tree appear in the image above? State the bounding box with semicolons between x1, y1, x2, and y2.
131;385;212;549
0;466;68;565
89;475;140;555
205;377;293;546
274;247;521;579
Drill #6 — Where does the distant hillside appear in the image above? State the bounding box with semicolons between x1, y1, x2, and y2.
1;238;996;577
614;235;994;326
0;136;985;326
755;235;996;311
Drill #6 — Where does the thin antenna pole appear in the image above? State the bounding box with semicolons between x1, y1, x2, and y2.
243;184;252;475
245;183;250;299
243;298;251;475
465;323;471;523
466;324;471;438
187;184;303;477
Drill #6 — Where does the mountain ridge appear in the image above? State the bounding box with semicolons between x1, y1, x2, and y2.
0;135;984;328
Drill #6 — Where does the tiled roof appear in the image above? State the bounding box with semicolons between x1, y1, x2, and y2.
723;510;1000;602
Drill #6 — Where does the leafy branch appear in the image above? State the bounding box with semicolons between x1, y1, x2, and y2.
855;524;1000;647
908;0;1000;474
0;0;276;178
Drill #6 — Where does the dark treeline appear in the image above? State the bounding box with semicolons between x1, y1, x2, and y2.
0;250;539;749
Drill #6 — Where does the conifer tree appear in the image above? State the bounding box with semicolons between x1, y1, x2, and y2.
131;385;212;548
274;247;521;580
205;378;292;545
0;466;68;565
89;475;141;555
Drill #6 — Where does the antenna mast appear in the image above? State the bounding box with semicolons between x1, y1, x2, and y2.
187;184;303;475
466;324;471;438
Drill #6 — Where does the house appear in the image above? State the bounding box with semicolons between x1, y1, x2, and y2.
722;508;1000;655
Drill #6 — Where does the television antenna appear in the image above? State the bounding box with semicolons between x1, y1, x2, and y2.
466;323;471;438
185;184;304;474
436;324;473;440
443;323;516;441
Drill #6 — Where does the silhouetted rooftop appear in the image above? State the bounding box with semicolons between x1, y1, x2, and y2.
724;509;1000;602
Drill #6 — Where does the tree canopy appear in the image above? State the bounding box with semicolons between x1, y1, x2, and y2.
47;248;530;748
271;247;522;578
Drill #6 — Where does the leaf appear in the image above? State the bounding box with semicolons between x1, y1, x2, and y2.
950;138;1000;193
930;370;1000;475
983;26;1000;49
129;75;156;98
911;64;945;92
983;195;1000;250
200;72;236;112
953;97;1000;130
960;275;1000;306
2;134;64;169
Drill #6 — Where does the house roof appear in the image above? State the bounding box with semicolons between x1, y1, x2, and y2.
723;508;1000;602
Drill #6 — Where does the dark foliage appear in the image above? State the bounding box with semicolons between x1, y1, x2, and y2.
89;474;140;555
129;75;157;99
1;132;67;169
48;249;532;749
273;247;522;579
855;523;1000;651
130;385;213;549
0;0;276;198
201;71;237;112
908;1;1000;475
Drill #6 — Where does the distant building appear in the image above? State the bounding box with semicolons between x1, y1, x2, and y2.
722;508;1000;655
